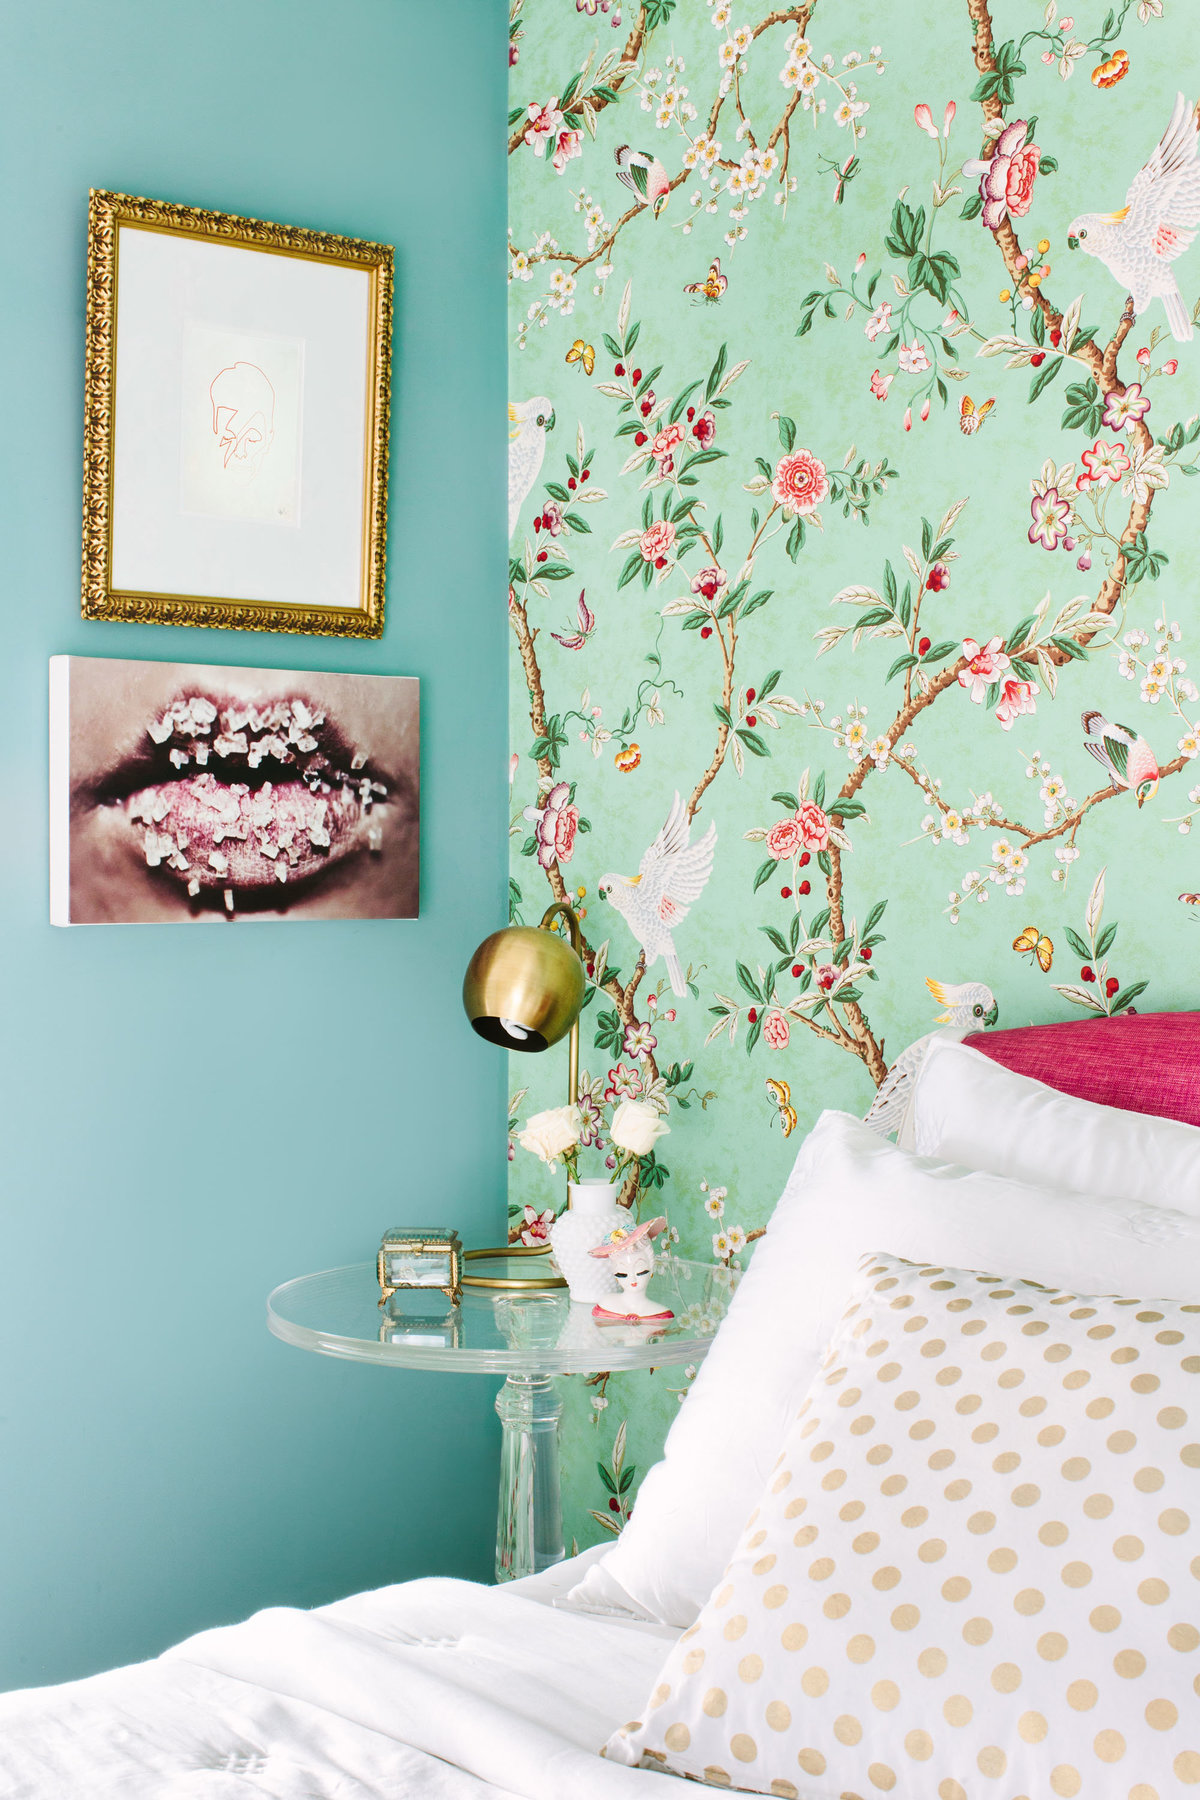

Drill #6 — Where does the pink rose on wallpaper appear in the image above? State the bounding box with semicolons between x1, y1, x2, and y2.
963;120;1040;230
552;127;582;173
995;676;1040;731
691;409;716;447
957;636;1011;702
691;565;726;602
524;98;564;156
651;421;686;472
766;816;802;860
797;800;830;852
771;449;829;516
539;499;564;535
531;782;579;867
763;1009;790;1049
640;519;676;562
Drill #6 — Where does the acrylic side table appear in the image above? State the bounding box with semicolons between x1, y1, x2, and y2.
267;1255;738;1584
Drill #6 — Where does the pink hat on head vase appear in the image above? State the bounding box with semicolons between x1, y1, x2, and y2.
588;1216;668;1259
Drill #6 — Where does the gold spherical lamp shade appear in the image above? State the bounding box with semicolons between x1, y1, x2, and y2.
462;922;585;1054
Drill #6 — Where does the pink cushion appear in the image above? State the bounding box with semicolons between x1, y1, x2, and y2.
963;1011;1200;1128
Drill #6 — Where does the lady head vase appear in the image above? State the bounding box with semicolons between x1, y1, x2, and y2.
588;1216;673;1324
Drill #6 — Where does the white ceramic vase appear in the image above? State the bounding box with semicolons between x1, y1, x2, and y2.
550;1179;623;1303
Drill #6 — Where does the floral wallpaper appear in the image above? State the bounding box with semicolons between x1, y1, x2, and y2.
507;0;1198;1554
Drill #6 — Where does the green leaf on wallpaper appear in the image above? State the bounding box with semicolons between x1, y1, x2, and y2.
960;192;984;221
593;1010;624;1053
814;772;827;807
1095;921;1118;959
1006;615;1037;653
885;198;923;260
785;518;805;562
564;512;590;533
1039;155;1058;175
508;106;525;126
1111;980;1149;1016
754;456;773;479
865;900;888;935
682;609;709;630
602;333;622;359
1064;926;1091;961
777;414;797;452
736;962;762;1001
617;552;643;590
745;1014;763;1055
832;937;855;967
1028;355;1063;402
886;653;918;683
883;561;897;608
741;590;772;618
559;71;582;110
838;986;863;1003
810;908;831;937
758;669;781;701
596;1460;616;1495
712;515;724;554
1062;380;1103;434
1050;634;1087;660
706;344;728;401
1031;308;1045;347
817;850;832;877
625;320;641;353
538;563;574;580
856;606;894;629
923;640;959;662
898;586;912;627
643;0;677;27
1010;658;1036;683
714;703;734;728
772;791;799;810
833;797;867;821
762;927;790;957
920;517;933;560
545;481;570;502
737;728;769;757
795;311;815;339
670;381;703;423
520;835;537;858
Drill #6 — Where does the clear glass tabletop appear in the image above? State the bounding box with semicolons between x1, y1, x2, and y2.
267;1254;739;1375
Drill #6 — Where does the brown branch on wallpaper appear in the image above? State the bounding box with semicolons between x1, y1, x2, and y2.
507;6;650;157
526;3;816;278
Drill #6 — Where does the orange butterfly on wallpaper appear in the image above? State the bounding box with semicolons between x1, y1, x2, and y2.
765;1076;797;1138
684;258;728;304
1013;925;1054;971
565;339;595;375
959;394;996;434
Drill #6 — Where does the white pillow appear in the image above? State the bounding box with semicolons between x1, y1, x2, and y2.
568;1110;1200;1629
912;1035;1200;1213
607;1251;1200;1797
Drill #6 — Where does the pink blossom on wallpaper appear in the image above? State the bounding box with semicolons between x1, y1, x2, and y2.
870;368;894;400
914;103;938;139
772;449;829;516
691;409;716;447
925;561;950;591
797;800;830;852
639;518;676;561
1029;483;1072;550
551;127;583;173
995;676;1040;731
766;816;802;860
651;421;686;472
604;1062;643;1103
958;637;1011;702
1078;439;1131;488
530;782;579;867
691;565;726;602
763;1009;790;1049
540;499;564;534
864;301;892;341
898;339;930;373
623;1019;658;1060
524;98;564;155
963;119;1040;230
1102;383;1151;432
520;1205;556;1245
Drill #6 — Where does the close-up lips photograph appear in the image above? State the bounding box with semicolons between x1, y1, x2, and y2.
51;657;419;923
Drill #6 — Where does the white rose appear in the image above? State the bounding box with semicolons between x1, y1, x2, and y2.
517;1104;582;1165
609;1099;669;1157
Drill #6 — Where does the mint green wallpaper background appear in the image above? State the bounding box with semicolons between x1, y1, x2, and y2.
0;0;508;1688
508;1;1200;1547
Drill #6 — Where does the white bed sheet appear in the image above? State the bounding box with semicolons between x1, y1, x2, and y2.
0;1549;685;1800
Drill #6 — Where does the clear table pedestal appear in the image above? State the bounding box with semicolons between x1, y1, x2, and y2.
267;1256;738;1583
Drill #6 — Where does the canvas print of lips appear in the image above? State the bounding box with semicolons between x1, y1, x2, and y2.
50;657;418;924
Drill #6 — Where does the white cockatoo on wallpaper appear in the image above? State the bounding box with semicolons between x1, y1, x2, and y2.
598;792;716;998
1067;90;1200;341
508;397;556;537
864;977;1000;1139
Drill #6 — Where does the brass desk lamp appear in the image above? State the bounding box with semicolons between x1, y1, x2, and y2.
461;901;586;1283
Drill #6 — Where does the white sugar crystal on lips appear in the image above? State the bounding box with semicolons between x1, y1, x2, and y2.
168;748;189;769
147;715;173;745
213;732;248;759
224;889;234;913
308;823;330;848
295;734;318;754
193;744;208;765
275;863;288;883
367;822;382;853
207;851;228;875
143;832;164;867
187;877;200;897
351;751;367;771
291;699;312;730
258;838;279;860
190;697;216;725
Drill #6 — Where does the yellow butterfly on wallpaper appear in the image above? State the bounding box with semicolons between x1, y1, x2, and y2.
565;339;595;375
1013;925;1054;972
684;257;728;304
959;394;996;435
765;1076;797;1138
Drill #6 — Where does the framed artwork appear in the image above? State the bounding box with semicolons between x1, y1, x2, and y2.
81;189;393;638
50;656;418;924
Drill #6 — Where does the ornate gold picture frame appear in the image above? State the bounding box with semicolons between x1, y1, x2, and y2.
82;189;392;638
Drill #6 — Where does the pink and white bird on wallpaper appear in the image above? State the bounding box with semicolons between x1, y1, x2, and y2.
598;793;716;997
1067;90;1200;341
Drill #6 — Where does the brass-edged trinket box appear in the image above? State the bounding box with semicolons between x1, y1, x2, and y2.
377;1228;463;1305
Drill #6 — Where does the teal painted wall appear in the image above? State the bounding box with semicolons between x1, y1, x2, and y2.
0;0;508;1688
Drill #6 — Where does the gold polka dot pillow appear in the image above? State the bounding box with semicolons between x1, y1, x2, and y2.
605;1252;1200;1798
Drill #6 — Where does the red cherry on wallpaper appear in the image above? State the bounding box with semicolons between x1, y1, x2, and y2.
799;880;811;895
1106;976;1120;998
781;886;792;899
746;715;757;727
861;946;872;960
614;363;625;375
747;1007;758;1024
799;852;810;867
919;636;931;655
1081;965;1095;982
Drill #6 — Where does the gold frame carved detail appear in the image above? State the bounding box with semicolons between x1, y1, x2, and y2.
81;188;393;638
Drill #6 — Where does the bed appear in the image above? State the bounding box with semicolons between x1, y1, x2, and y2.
4;1012;1199;1800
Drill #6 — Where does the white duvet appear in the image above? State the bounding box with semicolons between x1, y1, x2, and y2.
0;1555;684;1799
